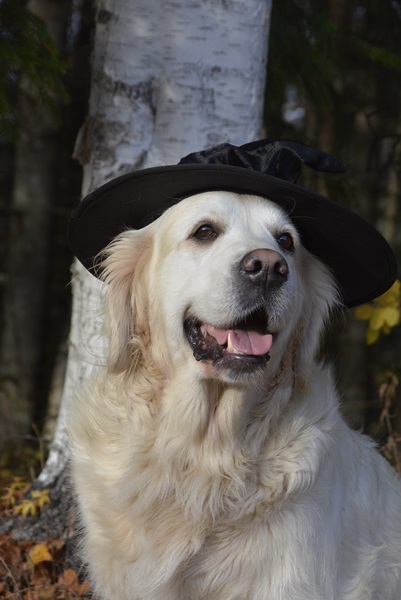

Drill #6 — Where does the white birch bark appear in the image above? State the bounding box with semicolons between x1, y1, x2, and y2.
39;0;272;485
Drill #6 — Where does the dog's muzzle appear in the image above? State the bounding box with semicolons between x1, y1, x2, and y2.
238;248;288;304
184;248;288;375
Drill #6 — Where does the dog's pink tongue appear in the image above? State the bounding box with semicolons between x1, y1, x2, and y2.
227;330;272;355
204;326;272;356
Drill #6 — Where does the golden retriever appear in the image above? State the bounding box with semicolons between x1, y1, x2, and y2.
69;191;401;599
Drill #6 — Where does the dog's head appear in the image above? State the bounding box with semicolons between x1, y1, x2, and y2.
101;192;339;384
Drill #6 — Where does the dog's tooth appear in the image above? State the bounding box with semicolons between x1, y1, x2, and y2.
227;331;240;354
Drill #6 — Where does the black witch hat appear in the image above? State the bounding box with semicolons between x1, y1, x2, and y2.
68;139;397;308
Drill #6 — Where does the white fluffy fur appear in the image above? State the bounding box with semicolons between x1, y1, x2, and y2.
69;192;401;600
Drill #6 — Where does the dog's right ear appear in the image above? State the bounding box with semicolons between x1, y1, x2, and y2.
100;231;151;373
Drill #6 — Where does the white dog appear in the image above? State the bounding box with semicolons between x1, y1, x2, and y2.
69;191;401;600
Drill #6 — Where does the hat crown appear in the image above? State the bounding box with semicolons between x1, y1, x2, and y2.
179;139;345;184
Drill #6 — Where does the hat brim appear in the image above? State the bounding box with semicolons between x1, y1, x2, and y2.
68;164;397;308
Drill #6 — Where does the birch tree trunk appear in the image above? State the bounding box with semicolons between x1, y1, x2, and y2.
38;0;272;491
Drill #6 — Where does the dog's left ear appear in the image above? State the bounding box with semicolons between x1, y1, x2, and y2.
294;253;341;382
100;231;151;373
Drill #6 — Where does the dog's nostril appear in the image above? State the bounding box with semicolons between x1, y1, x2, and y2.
240;249;288;283
276;260;289;277
242;257;263;273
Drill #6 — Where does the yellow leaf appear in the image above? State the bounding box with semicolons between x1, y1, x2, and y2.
369;308;385;331
366;327;380;345
376;279;401;307
31;489;51;511
354;303;374;320
384;307;401;327
12;488;51;517
1;477;28;507
370;306;400;331
358;280;401;345
28;543;52;565
13;498;38;516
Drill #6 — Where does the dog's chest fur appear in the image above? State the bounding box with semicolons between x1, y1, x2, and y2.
70;363;401;600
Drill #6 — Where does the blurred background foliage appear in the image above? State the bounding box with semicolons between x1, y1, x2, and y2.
266;0;401;447
0;0;400;468
0;0;68;141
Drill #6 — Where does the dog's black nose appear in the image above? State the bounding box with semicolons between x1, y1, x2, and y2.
240;249;288;286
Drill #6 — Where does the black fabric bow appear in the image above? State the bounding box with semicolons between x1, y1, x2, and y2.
179;139;345;184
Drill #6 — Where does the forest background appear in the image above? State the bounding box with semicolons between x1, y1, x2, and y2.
0;0;401;596
0;0;401;478
1;0;401;484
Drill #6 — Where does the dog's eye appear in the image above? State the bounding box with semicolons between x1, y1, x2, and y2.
277;232;294;252
193;224;218;241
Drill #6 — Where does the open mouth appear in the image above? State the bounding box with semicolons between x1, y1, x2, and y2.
184;306;273;371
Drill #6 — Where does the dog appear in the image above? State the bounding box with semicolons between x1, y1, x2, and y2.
69;191;401;599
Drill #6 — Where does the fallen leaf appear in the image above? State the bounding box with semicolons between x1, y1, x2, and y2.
29;543;52;565
31;489;51;512
57;568;90;595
